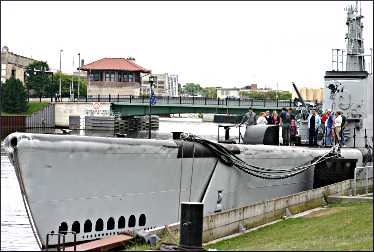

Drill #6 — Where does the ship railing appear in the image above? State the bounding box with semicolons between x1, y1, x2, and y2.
331;48;373;74
45;231;77;251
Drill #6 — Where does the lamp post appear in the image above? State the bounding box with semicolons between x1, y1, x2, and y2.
78;53;81;101
59;49;63;101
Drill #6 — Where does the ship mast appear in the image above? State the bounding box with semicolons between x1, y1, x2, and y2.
345;0;365;71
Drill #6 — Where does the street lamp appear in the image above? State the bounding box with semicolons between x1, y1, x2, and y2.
59;49;63;101
148;75;155;139
78;53;81;101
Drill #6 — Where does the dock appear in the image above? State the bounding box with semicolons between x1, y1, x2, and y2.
64;234;133;251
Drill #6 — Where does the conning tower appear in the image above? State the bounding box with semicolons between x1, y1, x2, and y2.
323;1;373;148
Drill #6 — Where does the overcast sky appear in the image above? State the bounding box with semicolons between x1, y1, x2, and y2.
1;1;373;91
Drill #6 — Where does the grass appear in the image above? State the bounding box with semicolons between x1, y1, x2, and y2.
122;227;180;251
205;202;373;251
1;102;49;116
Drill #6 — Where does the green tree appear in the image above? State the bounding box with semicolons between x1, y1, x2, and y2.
201;87;217;98
51;72;87;98
25;61;51;99
240;90;292;99
182;83;203;96
1;77;28;113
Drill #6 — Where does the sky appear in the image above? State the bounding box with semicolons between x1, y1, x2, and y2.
1;1;373;91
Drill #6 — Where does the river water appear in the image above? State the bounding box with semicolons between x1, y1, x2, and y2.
1;118;241;251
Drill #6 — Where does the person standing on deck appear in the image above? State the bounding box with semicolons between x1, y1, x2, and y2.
334;111;343;145
307;109;321;146
239;108;257;129
325;110;334;146
265;110;274;124
257;112;268;125
272;110;279;125
279;107;291;145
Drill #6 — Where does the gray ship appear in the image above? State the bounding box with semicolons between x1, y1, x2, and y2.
3;1;373;249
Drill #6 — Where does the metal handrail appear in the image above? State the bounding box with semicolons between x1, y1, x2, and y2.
45;231;77;251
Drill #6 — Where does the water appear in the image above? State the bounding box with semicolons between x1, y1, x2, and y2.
0;118;241;251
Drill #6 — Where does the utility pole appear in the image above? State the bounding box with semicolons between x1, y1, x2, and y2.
59;49;63;100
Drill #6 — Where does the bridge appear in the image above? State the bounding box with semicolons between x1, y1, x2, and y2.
84;95;297;116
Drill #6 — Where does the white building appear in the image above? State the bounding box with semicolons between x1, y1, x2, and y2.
142;73;179;96
216;87;240;99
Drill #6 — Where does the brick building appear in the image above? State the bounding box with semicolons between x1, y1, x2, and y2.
79;58;151;96
1;46;37;84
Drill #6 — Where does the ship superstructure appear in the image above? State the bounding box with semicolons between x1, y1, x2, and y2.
323;1;373;148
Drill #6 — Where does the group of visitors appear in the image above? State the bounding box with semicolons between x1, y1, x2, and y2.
240;107;347;147
239;107;298;145
319;109;347;146
240;109;281;127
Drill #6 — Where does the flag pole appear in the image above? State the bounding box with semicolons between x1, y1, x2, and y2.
148;75;154;139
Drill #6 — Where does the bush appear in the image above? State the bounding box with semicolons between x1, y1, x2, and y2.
1;77;28;113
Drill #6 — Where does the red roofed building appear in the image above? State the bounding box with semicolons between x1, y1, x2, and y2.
79;58;151;96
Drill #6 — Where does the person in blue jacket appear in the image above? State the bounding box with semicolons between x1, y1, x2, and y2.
324;110;334;146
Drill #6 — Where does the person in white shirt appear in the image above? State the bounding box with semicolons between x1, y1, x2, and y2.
334;111;343;144
257;112;268;125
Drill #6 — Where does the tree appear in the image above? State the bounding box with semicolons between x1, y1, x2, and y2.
25;61;51;99
52;72;87;97
201;87;217;98
182;83;203;96
240;90;292;99
1;77;28;113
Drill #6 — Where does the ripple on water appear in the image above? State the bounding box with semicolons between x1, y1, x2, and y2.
1;151;40;251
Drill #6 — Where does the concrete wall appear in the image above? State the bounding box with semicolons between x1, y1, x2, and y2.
54;102;111;127
148;177;373;244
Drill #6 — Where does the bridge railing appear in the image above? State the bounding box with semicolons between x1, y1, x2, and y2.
59;95;297;108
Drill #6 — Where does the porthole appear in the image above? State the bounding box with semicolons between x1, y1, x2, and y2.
58;222;68;234
95;218;104;231
107;217;115;230
139;214;146;226
84;220;92;233
72;221;80;234
118;216;126;229
128;215;136;227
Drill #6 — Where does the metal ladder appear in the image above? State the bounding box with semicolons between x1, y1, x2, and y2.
45;231;77;251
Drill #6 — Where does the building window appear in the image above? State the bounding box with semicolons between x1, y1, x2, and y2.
72;221;80;234
107;217;115;230
104;72;115;82
118;73;123;82
123;73;129;82
128;215;136;227
118;216;126;229
128;73;134;82
84;220;92;233
11;69;16;78
90;72;101;81
95;218;104;231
